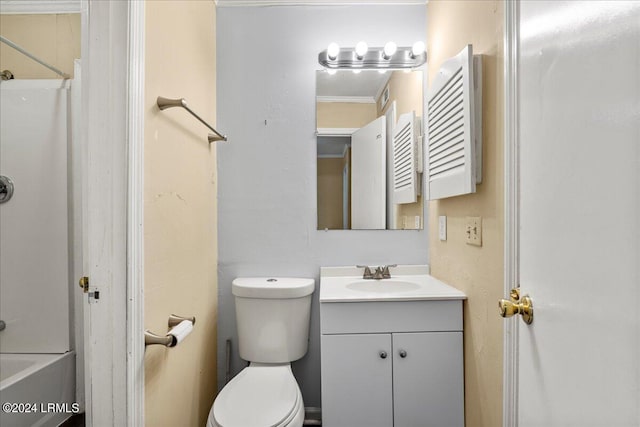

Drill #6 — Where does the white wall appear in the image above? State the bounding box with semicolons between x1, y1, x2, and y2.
216;5;427;406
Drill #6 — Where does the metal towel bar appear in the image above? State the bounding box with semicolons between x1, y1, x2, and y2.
157;96;227;143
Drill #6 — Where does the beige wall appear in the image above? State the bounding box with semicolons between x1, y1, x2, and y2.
144;2;218;426
0;14;80;78
427;1;504;426
378;70;424;229
317;101;377;128
378;70;423;118
317;157;344;230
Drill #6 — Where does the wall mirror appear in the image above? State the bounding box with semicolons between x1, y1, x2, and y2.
316;69;424;230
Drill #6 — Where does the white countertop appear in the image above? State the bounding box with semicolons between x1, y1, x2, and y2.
320;265;467;302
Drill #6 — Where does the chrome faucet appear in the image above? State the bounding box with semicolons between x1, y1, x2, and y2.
357;264;397;280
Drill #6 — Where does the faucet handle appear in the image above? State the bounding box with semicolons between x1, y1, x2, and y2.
356;265;374;279
381;264;397;279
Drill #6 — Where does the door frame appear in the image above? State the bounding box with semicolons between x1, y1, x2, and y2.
502;1;519;426
82;0;145;425
125;1;145;425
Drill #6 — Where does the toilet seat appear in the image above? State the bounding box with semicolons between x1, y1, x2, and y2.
211;363;302;427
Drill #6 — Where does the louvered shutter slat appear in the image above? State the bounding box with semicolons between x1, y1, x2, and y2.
427;44;482;200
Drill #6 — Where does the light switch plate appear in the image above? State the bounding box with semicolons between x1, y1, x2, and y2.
439;216;447;241
465;216;482;246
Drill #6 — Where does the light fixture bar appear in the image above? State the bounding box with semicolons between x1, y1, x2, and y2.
319;46;426;70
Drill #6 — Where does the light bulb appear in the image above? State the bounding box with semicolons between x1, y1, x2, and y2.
411;41;425;57
378;69;387;74
355;41;368;59
327;69;337;75
327;42;340;60
353;69;362;74
383;41;397;59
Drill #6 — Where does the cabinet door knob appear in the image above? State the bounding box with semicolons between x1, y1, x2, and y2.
399;350;407;358
379;351;388;359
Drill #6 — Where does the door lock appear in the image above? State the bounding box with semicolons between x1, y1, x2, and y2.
498;287;533;324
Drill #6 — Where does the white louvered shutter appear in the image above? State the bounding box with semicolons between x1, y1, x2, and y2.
427;44;482;200
393;111;421;204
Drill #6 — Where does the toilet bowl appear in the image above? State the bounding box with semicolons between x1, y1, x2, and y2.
207;363;304;427
207;277;314;427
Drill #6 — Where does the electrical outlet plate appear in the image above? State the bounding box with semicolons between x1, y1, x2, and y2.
465;216;482;246
439;216;447;241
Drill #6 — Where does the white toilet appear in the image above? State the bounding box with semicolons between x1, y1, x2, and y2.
207;277;315;427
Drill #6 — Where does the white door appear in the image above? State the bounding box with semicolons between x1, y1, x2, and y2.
351;116;386;229
514;2;640;426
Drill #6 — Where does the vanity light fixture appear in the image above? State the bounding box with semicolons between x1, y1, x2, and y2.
319;40;426;70
327;42;340;60
355;41;368;59
383;41;397;59
411;41;426;58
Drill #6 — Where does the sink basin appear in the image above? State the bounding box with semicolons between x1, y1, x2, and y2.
346;280;421;293
320;265;467;302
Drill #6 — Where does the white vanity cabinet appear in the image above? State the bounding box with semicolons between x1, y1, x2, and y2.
320;300;465;427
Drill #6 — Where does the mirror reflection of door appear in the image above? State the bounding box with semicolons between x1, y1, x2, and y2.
351;116;386;229
316;70;424;230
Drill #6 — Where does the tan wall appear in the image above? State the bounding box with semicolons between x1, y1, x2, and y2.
378;70;423;118
317;101;377;128
317;157;344;230
427;1;504;426
144;2;218;426
378;71;424;229
0;14;80;79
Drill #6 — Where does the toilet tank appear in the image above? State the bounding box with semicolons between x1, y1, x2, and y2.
232;277;315;363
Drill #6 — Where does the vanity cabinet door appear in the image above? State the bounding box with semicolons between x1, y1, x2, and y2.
392;332;464;427
321;333;393;427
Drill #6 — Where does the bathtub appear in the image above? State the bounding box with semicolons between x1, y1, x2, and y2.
0;352;76;427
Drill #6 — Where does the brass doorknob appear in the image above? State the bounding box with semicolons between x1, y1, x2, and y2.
498;294;533;324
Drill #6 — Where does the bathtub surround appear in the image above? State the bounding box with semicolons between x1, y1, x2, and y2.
217;4;428;406
0;78;77;427
427;1;505;426
144;1;218;426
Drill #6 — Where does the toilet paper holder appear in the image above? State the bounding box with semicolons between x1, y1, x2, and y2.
145;314;196;347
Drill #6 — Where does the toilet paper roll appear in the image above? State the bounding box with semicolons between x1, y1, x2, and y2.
167;320;193;347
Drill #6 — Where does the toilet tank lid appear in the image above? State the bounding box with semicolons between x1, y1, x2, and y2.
232;277;315;299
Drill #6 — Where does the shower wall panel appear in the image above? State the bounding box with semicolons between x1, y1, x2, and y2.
0;80;71;353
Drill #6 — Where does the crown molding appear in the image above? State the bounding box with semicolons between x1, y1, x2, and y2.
216;0;426;7
0;0;81;14
316;127;358;136
317;96;376;104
